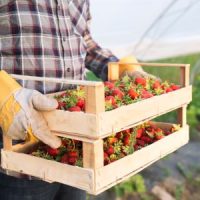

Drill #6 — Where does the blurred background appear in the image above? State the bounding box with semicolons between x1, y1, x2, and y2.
87;0;200;199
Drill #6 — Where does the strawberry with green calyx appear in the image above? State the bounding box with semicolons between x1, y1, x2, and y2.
76;98;85;109
135;77;146;87
141;136;153;144
165;87;173;93
106;146;115;155
61;154;68;164
68;106;81;112
112;88;124;99
104;81;115;90
116;132;123;140
68;151;78;158
170;84;180;91
141;90;153;99
108;136;118;145
136;128;144;139
123;135;131;146
47;147;59;157
122;145;134;155
128;88;139;100
68;157;77;165
137;139;146;147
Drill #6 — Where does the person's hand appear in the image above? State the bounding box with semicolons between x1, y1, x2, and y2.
0;70;61;148
119;56;159;80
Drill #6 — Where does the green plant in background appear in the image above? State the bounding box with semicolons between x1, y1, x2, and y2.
113;174;146;197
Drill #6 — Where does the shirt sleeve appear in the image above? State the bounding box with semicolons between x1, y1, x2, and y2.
83;2;119;81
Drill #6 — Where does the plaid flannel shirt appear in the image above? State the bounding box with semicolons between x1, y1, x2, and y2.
0;0;118;177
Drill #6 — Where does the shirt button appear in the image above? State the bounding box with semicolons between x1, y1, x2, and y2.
67;68;70;72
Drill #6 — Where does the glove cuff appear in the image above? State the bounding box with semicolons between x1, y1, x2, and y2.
0;70;21;108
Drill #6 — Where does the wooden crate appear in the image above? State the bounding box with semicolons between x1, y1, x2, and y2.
1;122;189;195
1;62;191;194
43;62;191;139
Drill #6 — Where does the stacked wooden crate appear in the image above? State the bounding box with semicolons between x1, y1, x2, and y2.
1;62;192;195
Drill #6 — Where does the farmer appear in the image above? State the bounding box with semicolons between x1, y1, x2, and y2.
0;1;151;200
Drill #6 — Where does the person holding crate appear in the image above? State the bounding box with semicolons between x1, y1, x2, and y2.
0;1;152;199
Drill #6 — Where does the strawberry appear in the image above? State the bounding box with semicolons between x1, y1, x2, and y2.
68;157;77;165
165;87;173;93
47;147;59;157
135;77;146;86
141;136;152;144
153;80;161;89
106;146;114;155
136;128;143;139
112;88;124;99
68;106;81;112
171;84;180;91
108;137;118;145
60;92;67;98
110;154;117;162
76;98;85;109
105;96;116;105
123;136;130;145
104;152;109;159
104;81;115;90
116;132;123;139
68;151;78;158
128;88;139;100
134;144;140;151
61;154;68;164
57;102;67;109
141;90;153;99
137;139;145;147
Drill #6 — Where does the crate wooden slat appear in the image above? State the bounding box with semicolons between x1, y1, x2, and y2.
1;123;189;195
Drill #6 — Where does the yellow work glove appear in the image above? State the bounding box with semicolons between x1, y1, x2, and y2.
119;56;157;79
0;70;61;148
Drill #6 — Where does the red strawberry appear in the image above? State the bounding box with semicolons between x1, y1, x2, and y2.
137;139;145;147
47;147;59;157
128;88;139;99
152;80;161;89
123;136;130;145
105;96;116;105
141;136;152;144
141;90;153;99
68;151;78;158
135;77;146;86
134;144;140;151
116;132;123;139
165;87;173;93
61;154;68;163
112;88;124;99
57;102;67;109
68;106;81;112
171;84;180;91
68;157;77;165
136;128;143;139
106;146;114;155
76;99;85;109
104;152;109;159
60;92;67;98
104;81;115;90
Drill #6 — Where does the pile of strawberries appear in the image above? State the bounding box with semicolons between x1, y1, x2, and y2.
31;122;180;167
103;122;180;165
31;138;83;166
104;76;180;111
55;76;180;112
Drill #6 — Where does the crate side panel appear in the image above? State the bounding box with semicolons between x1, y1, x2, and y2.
99;86;192;135
1;151;94;192
94;125;189;193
